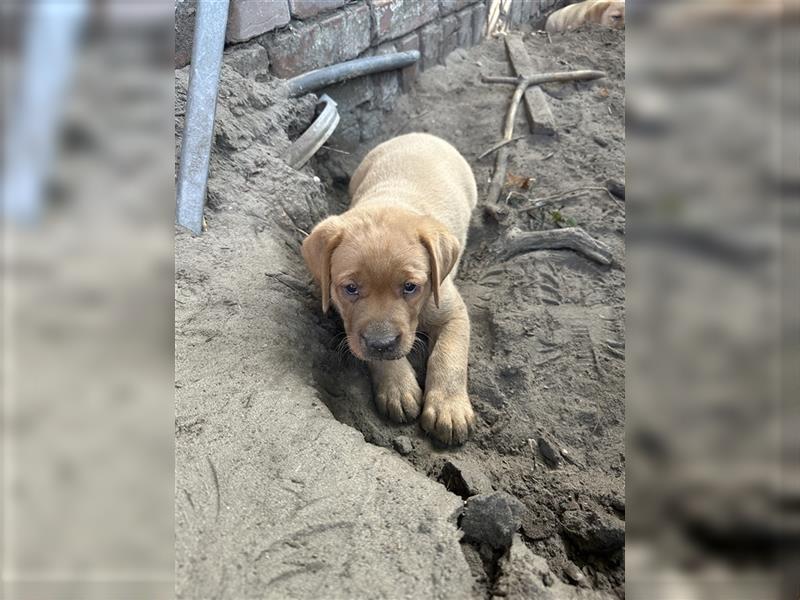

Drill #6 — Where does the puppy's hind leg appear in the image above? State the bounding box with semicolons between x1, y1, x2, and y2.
369;359;423;423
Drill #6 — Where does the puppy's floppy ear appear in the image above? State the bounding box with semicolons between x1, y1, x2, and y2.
301;216;343;313
418;218;461;308
588;0;612;21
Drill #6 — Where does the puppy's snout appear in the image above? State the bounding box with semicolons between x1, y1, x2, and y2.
361;332;401;354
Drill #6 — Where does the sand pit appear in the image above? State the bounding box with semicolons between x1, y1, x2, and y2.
176;25;625;599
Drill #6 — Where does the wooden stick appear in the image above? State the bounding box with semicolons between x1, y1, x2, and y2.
504;37;557;135
484;69;606;206
481;70;606;86
501;227;613;265
486;79;529;205
477;135;526;160
517;186;616;212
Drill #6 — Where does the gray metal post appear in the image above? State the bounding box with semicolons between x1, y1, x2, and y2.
175;0;230;234
2;1;89;224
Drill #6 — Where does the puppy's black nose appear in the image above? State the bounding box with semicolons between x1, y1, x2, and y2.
362;333;401;354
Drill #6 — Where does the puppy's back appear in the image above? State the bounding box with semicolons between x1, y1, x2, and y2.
349;133;477;240
546;0;621;32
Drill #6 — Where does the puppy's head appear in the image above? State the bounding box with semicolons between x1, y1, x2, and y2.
592;0;625;28
302;210;459;361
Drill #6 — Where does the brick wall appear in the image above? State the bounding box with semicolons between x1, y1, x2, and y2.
175;0;560;147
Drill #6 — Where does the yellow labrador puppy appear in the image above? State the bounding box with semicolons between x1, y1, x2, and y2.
546;0;625;33
302;133;477;445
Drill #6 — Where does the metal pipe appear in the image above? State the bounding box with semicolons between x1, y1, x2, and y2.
285;51;421;97
286;95;340;170
175;0;230;234
2;1;89;225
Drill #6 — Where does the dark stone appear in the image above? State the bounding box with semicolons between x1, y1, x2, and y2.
440;458;493;499
393;436;414;455
560;508;625;553
461;492;524;549
537;435;561;468
606;178;625;200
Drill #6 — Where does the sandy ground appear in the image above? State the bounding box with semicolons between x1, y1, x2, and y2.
175;25;625;600
314;27;626;597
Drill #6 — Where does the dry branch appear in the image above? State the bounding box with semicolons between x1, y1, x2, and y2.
517;186;617;212
484;69;607;207
481;70;606;86
502;227;613;265
478;135;526;160
486;79;529;205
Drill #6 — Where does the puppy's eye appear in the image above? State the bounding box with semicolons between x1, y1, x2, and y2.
403;282;418;295
611;14;621;19
343;283;359;296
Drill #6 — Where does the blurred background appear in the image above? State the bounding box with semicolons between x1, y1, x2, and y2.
1;0;796;599
1;1;174;599
626;1;797;599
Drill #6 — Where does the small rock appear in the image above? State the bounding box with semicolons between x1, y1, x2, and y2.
537;435;561;468
461;492;525;549
393;436;413;455
440;458;494;499
606;178;625;200
560;447;581;467
494;535;615;599
561;508;625;553
563;561;589;587
593;135;608;147
610;496;625;514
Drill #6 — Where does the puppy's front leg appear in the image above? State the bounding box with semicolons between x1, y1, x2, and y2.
369;358;423;423
420;281;476;445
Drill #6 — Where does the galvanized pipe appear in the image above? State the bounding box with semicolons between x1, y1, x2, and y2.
2;1;89;224
175;0;230;234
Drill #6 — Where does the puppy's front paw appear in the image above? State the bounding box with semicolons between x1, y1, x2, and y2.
420;391;476;446
374;368;423;424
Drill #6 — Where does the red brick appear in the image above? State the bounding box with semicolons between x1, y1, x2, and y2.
456;7;473;48
372;42;401;109
175;0;196;68
288;0;347;19
397;32;420;91
471;2;487;45
370;0;440;43
519;0;534;22
267;3;371;77
227;0;291;44
418;21;443;70
509;0;529;24
440;0;476;15
441;14;459;61
224;43;271;79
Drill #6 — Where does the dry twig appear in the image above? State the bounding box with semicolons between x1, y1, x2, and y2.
484;70;606;206
517;186;618;212
481;70;606;86
478;135;526;160
501;227;613;265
